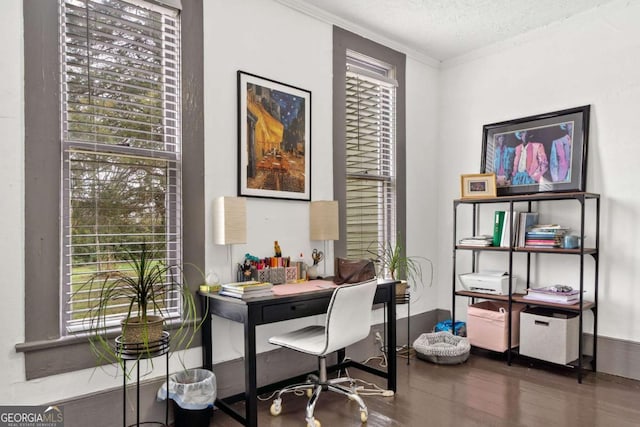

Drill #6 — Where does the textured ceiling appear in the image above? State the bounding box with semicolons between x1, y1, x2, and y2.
279;0;615;61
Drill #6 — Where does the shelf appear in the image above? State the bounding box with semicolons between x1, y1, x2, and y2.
455;290;595;311
515;351;595;371
455;191;600;205
511;294;595;311
456;245;597;255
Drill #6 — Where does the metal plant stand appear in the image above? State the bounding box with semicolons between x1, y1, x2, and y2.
116;331;170;427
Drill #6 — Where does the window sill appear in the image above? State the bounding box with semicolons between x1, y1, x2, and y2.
15;317;203;379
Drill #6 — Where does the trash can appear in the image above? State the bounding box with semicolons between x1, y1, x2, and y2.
157;368;216;427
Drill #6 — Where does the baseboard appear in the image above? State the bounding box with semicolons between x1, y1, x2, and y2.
50;310;640;426
585;333;640;381
51;377;169;427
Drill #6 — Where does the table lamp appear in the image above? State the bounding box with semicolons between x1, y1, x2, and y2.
213;196;247;282
309;200;339;277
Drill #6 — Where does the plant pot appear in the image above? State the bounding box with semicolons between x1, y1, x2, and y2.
395;280;409;304
121;315;164;345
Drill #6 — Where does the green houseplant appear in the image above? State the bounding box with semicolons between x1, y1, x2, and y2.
372;239;432;300
75;242;201;371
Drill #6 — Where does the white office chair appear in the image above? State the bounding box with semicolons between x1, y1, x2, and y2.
268;279;378;427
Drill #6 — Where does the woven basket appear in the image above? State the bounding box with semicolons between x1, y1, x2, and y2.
121;315;164;345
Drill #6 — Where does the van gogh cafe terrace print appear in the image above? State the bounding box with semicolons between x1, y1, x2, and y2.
481;105;590;196
238;71;311;201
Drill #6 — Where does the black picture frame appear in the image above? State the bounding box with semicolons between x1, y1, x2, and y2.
481;105;590;196
237;71;311;201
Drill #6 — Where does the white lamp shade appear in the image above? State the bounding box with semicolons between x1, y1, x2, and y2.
213;196;247;245
310;200;339;241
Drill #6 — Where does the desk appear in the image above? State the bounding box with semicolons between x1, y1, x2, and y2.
200;280;397;427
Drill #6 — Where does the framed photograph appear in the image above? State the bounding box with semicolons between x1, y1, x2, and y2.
460;173;497;199
238;71;311;201
481;105;590;196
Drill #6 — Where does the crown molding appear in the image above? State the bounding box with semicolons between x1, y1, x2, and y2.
274;0;441;68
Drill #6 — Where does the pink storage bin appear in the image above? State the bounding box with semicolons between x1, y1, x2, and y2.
466;301;526;352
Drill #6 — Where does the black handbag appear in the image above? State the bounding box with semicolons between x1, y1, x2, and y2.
333;258;376;285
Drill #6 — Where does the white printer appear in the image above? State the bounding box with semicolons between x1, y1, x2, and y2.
458;270;522;295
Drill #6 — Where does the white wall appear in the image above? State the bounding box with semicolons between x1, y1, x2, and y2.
203;0;440;362
0;0;440;404
437;0;640;342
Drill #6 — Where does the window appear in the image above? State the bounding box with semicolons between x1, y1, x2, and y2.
344;51;397;258
60;0;182;334
332;27;406;261
20;0;203;379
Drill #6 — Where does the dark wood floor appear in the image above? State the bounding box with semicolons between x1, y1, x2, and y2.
209;351;640;426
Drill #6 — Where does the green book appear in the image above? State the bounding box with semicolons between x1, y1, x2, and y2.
493;211;505;247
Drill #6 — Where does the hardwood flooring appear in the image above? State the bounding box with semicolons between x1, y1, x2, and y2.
209;351;640;426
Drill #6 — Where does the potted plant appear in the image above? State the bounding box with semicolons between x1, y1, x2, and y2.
75;242;201;370
372;239;432;302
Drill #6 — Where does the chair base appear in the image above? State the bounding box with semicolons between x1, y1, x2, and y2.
269;357;368;426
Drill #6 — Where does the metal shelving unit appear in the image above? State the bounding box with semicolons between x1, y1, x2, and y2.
451;192;600;383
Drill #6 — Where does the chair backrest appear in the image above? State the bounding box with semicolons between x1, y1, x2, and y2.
321;279;378;355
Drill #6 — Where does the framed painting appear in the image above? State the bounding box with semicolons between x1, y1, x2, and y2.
237;71;311;201
481;105;590;196
460;173;497;199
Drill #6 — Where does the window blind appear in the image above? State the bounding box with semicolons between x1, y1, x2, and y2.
60;0;182;333
345;53;397;260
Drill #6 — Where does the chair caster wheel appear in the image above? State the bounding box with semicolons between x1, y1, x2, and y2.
306;419;320;427
306;388;313;398
269;399;282;416
360;409;368;422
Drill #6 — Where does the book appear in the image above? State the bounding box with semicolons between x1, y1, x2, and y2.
523;286;583;304
219;288;274;299
500;211;520;247
221;281;273;294
492;211;505;247
459;235;493;246
517;212;539;247
524;224;567;247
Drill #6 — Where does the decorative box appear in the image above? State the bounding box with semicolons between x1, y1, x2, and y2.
519;307;579;364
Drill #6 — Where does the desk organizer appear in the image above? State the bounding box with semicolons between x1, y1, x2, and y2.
256;267;287;284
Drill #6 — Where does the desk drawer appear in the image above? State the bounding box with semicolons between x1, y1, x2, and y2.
262;298;330;323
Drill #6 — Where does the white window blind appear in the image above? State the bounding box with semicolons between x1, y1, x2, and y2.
345;51;397;259
60;0;182;333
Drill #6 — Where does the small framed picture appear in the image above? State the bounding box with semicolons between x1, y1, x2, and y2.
460;173;497;199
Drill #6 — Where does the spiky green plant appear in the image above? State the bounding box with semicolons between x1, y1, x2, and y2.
74;242;202;374
371;238;432;291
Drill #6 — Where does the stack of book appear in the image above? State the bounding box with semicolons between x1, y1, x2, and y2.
524;224;568;248
522;285;582;304
219;281;273;299
458;235;493;247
